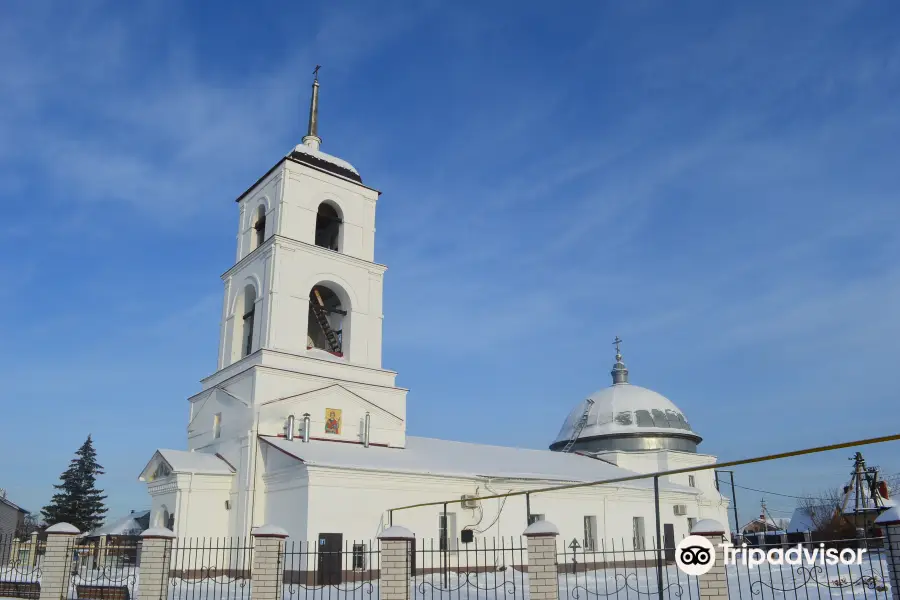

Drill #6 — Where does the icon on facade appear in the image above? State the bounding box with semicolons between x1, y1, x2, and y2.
325;408;342;434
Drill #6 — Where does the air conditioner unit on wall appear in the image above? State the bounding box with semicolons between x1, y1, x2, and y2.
673;504;687;516
460;494;479;509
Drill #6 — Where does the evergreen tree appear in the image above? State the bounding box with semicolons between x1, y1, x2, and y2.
41;435;108;532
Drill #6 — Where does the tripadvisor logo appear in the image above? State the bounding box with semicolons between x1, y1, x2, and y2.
676;536;716;575
675;536;868;575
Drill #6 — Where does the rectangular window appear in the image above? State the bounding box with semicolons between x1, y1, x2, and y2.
213;413;222;439
687;517;696;532
688;475;696;487
352;544;366;570
633;517;645;550
527;514;545;526
583;516;598;551
438;513;457;551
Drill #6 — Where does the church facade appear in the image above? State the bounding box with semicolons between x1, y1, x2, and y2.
139;78;729;549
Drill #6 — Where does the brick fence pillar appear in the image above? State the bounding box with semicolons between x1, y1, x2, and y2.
524;519;560;600
39;523;79;600
137;527;175;600
875;507;900;600
251;525;289;600
691;519;728;600
377;525;415;600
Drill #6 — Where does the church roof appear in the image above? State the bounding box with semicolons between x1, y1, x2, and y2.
261;435;694;492
551;383;700;448
139;449;235;480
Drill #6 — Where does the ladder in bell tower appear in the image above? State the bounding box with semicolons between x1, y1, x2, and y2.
562;399;594;453
311;289;343;354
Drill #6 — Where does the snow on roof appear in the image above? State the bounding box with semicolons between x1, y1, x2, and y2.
261;435;693;492
140;449;235;480
786;507;821;533
290;144;360;178
86;511;151;537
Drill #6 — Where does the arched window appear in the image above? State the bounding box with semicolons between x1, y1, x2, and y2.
307;285;346;356
155;505;170;529
315;203;342;251
252;205;267;250
241;284;257;357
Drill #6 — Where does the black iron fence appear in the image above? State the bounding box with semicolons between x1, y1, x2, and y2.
168;537;253;600
0;534;44;600
721;534;891;600
412;537;528;600
72;542;140;600
557;537;697;600
282;539;380;600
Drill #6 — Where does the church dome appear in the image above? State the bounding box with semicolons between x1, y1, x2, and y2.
549;341;702;453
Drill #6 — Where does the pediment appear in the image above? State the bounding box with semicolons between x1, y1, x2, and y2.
262;383;402;423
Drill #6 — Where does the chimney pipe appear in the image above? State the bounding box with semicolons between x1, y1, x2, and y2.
363;412;371;448
302;413;311;443
286;415;295;441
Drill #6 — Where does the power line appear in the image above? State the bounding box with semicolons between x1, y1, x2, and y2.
730;483;818;501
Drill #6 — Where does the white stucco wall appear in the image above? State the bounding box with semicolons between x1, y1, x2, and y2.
258;448;730;550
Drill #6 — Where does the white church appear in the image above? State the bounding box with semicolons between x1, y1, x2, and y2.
139;75;730;549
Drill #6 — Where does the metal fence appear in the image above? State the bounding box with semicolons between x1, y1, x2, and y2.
557;537;697;600
719;534;891;600
168;537;253;600
282;539;380;600
0;535;44;600
412;537;529;600
71;542;140;600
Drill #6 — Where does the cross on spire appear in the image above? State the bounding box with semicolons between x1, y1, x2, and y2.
313;64;321;82
610;336;629;385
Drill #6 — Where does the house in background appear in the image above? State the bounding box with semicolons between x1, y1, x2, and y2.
0;489;28;539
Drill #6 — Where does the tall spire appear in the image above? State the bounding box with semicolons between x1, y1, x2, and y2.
302;65;322;151
611;336;629;385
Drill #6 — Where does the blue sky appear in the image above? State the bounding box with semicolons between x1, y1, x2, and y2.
1;0;899;531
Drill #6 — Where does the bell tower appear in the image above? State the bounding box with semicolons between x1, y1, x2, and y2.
193;69;407;459
219;71;387;371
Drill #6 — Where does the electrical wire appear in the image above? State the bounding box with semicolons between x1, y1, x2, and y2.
730;483;818;501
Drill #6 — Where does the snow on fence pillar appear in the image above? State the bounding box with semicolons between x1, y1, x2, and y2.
378;526;415;600
137;527;175;600
691;520;728;600
524;519;560;600
252;525;289;600
875;507;900;600
39;523;79;600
